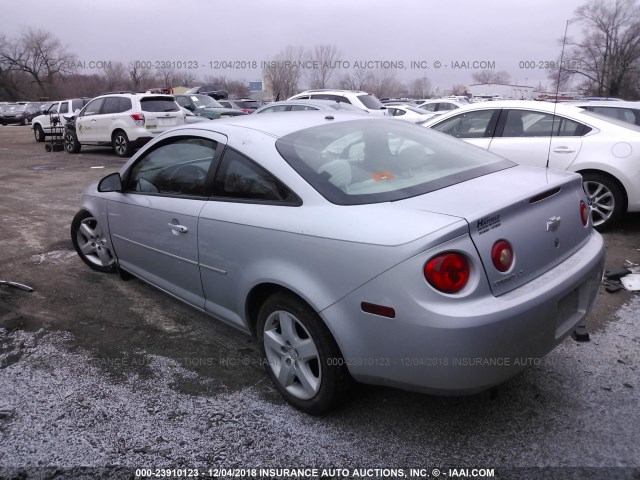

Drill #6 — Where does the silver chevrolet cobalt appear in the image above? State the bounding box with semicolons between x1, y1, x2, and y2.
72;111;605;414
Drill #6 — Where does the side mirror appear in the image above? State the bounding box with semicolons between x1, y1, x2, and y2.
98;172;123;192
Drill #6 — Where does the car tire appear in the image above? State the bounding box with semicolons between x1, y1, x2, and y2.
257;292;351;415
64;131;81;153
112;130;133;157
71;210;116;273
34;124;45;142
581;172;624;231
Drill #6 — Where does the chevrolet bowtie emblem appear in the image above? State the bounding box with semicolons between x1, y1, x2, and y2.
547;216;561;232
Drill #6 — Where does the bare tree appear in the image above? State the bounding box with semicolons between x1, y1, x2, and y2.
471;69;512;84
562;0;640;98
173;70;198;88
408;77;432;98
365;69;403;98
337;68;372;91
306;44;341;89
0;28;77;98
156;68;177;87
103;61;128;92
262;46;304;99
127;61;149;91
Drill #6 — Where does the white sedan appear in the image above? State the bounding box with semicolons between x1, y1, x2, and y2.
384;104;437;123
422;100;640;229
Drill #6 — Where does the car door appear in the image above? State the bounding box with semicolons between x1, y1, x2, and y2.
107;133;226;308
76;98;105;142
487;109;583;170
197;147;300;328
429;108;500;150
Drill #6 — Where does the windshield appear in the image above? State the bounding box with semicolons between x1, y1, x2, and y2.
276;118;513;205
193;95;223;108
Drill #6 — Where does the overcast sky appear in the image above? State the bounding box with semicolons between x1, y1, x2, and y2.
2;0;588;90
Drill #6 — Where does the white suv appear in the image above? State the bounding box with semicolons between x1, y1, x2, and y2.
288;89;388;115
64;93;185;157
32;98;90;142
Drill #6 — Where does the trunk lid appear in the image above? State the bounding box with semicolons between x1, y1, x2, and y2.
395;165;591;296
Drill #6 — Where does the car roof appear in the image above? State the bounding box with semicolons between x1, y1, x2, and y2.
568;100;640;108
173;110;379;138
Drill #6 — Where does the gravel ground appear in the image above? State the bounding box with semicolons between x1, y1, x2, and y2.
0;295;638;480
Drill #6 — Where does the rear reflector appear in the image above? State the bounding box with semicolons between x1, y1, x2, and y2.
580;200;589;226
491;240;513;272
361;302;396;318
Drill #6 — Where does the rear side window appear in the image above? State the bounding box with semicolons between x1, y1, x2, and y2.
213;148;297;203
140;97;180;112
501;110;590;137
102;97;132;114
71;99;88;111
59;103;69;114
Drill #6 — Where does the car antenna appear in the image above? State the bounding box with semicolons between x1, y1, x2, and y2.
547;19;571;169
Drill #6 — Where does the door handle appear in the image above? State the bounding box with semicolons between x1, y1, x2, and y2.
168;223;188;233
552;146;575;153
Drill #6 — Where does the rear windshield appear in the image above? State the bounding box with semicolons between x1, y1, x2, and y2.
276;118;513;205
141;97;180;112
235;100;261;109
358;94;384;110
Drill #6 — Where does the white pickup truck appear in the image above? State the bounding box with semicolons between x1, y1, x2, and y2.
32;98;90;142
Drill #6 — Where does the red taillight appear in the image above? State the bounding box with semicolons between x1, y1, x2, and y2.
580;200;589;226
424;252;470;294
130;113;145;126
491;240;513;272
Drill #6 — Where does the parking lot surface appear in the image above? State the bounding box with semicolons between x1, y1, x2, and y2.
0;126;639;479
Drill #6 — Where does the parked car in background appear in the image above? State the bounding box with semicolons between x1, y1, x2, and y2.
181;107;211;124
569;100;640;127
217;98;263;113
64;92;185;157
174;94;247;119
422;100;640;229
417;98;466;113
71;111;604;414
288;89;388;115
32;98;91;142
185;85;228;100
384;104;438;123
0;103;40;125
254;99;365;114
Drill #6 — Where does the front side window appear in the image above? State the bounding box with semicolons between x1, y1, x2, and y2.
213;148;297;203
81;98;105;117
125;137;218;197
59;103;69;114
431;109;497;138
276;118;512;205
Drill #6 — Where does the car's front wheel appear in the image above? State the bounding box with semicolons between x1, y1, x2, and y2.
112;130;133;157
64;131;81;153
582;172;624;230
71;210;116;273
34;124;45;142
257;292;350;414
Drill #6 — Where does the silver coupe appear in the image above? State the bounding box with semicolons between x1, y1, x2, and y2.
72;111;605;414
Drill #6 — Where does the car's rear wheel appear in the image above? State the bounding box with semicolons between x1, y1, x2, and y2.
34;125;45;142
582;172;624;230
71;210;116;273
64;131;81;153
22;118;29;126
112;130;133;157
257;292;350;415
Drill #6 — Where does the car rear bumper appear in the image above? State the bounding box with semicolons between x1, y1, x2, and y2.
321;230;605;394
